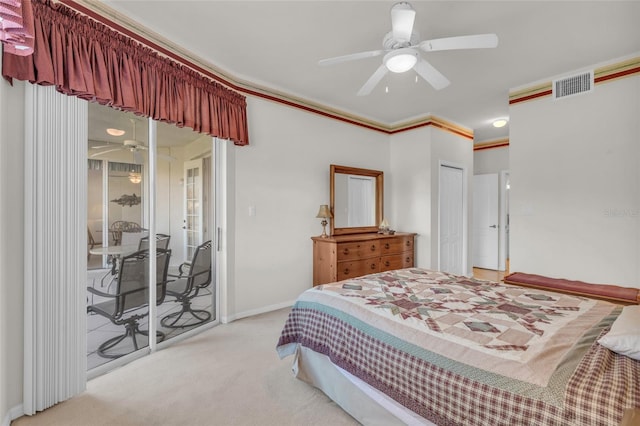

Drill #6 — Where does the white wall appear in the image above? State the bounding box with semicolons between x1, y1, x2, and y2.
510;72;640;287
228;96;390;319
389;127;432;268
474;146;509;175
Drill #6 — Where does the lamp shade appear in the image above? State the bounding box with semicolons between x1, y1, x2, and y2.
316;204;332;219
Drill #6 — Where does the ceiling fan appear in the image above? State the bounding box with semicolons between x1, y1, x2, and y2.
90;119;175;163
318;1;498;96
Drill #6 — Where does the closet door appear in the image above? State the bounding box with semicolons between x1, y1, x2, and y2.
439;164;465;275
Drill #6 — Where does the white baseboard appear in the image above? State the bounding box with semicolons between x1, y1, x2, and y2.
222;300;295;323
2;404;24;426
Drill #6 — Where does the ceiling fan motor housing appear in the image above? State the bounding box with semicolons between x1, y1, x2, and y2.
383;30;419;50
124;139;141;149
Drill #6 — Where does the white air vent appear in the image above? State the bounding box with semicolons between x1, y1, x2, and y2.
553;71;593;100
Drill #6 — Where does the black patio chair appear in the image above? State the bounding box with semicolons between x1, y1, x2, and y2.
87;248;171;358
161;241;212;328
138;233;171;251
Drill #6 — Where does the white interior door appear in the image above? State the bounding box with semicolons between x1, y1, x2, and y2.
439;165;465;275
184;159;203;261
473;173;499;270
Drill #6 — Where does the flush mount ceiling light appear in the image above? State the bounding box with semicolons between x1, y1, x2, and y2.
492;118;508;128
384;48;418;73
106;128;125;136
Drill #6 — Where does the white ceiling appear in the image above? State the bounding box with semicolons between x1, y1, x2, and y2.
97;0;640;142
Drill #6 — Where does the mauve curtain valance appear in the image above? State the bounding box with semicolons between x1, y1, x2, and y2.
2;0;249;145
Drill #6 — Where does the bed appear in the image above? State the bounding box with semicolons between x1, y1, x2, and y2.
276;268;640;425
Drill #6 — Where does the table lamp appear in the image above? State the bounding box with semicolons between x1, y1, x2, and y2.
316;204;333;238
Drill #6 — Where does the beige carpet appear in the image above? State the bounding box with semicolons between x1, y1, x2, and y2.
12;308;358;426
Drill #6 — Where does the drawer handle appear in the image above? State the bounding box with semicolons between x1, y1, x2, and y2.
405;240;411;246
384;243;390;249
343;248;349;255
343;268;350;275
405;257;411;263
384;261;390;267
370;244;376;251
370;263;376;270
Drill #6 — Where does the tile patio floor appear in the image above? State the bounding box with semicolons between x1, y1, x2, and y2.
86;266;215;371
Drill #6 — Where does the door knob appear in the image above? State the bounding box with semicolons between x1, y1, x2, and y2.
489;225;497;228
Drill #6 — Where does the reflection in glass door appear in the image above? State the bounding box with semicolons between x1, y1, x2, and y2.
183;159;203;260
86;102;217;375
87;106;150;371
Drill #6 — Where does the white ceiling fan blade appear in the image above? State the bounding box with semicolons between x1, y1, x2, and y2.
357;64;389;96
90;148;122;158
319;50;384;66
90;143;114;149
420;34;498;52
391;2;416;43
414;59;450;90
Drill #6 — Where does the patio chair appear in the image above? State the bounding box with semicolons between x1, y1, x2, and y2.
109;220;142;246
87;248;172;358
161;241;212;328
139;233;171;251
87;227;101;261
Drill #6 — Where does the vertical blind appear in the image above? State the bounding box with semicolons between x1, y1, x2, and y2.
23;84;87;414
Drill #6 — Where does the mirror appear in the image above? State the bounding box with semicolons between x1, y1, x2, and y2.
330;165;383;236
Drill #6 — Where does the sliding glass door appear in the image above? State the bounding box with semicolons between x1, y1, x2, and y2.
86;103;217;372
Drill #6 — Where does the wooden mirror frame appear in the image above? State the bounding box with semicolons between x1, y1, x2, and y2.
330;164;383;236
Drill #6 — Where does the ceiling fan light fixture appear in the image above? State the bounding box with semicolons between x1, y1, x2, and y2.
106;128;125;136
492;118;508;128
128;172;142;184
384;48;418;73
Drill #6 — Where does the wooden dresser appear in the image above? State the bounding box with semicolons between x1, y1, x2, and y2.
311;232;416;286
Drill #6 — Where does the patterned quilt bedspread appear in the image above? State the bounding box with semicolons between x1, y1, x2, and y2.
276;268;640;425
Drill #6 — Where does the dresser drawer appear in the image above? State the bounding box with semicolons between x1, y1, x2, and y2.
402;252;414;268
380;254;404;271
337;259;380;280
337;241;381;261
381;251;414;271
380;237;413;255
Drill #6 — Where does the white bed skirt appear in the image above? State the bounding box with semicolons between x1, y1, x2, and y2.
290;345;435;426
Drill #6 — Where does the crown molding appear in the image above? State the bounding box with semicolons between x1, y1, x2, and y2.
473;138;509;151
59;0;472;140
389;116;473;140
509;55;640;105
